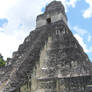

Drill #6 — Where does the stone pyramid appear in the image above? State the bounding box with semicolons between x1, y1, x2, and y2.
0;1;92;92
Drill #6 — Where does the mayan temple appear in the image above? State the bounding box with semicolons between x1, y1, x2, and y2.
0;1;92;92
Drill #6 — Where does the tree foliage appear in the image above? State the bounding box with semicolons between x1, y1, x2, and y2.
0;54;6;67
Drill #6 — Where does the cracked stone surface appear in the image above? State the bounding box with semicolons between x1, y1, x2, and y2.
0;1;92;92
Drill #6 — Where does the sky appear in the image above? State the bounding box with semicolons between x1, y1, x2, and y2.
0;0;92;61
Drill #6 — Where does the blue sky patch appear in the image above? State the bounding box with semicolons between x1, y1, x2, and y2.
41;3;48;13
0;18;8;28
41;7;45;12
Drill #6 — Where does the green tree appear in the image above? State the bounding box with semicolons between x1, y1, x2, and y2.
0;54;6;67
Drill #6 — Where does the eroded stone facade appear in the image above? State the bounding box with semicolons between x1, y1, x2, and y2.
36;1;67;28
0;1;92;92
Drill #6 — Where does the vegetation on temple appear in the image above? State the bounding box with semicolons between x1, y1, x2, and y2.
0;54;6;67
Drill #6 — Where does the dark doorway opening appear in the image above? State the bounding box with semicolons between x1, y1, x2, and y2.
47;18;51;24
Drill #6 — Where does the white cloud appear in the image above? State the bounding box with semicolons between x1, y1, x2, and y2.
0;27;4;32
83;0;92;18
0;0;79;59
57;0;79;12
73;26;92;53
74;33;92;53
89;47;92;52
0;32;20;59
74;34;89;52
0;0;18;18
67;0;78;8
73;26;87;36
88;35;91;42
73;26;92;43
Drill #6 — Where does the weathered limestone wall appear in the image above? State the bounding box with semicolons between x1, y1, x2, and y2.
36;13;67;28
0;1;92;91
14;36;53;92
36;1;67;28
